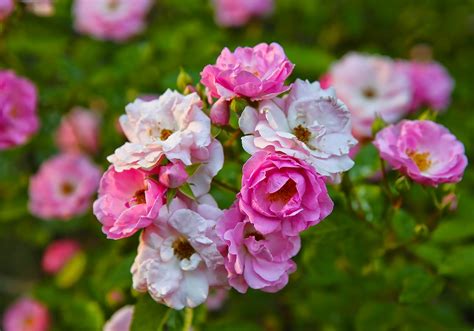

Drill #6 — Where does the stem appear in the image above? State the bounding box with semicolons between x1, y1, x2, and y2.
224;130;241;147
212;179;239;194
379;157;394;203
183;308;193;331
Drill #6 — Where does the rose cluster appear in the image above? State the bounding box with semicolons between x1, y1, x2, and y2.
90;42;358;309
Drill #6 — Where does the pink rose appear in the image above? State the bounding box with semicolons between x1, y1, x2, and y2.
397;60;454;112
104;305;134;331
29;154;101;220
200;43;294;101
0;70;39;149
42;239;81;274
55;107;100;155
212;0;273;27
3;298;50;331
205;288;229;311
328;52;412;138
93;165;167;239
238;151;334;236
373;120;467;186
73;0;153;41
209;98;230;126
0;0;14;20
216;203;300;293
158;161;188;188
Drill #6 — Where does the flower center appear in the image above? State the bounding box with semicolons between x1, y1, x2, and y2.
160;129;173;141
406;150;432;172
172;236;195;260
362;87;377;99
107;0;120;10
293;125;311;143
268;179;297;204
60;182;75;196
133;189;147;204
243;224;265;241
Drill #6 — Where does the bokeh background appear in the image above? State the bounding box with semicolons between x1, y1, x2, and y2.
1;0;473;330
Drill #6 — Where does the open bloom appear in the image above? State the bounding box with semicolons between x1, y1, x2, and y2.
42;239;81;274
55;107;100;155
0;0;13;20
239;151;333;236
396;60;454;112
0;70;39;149
201;43;294;101
328;52;412;138
3;298;50;331
240;79;357;182
29;154;101;220
132;197;227;310
73;0;153;41
217;203;300;293
104;306;134;331
212;0;273;27
373;120;467;186
93;166;167;239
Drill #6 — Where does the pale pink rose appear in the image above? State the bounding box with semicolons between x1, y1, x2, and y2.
328;52;412;138
209;98;230;126
42;239;81;274
0;0;14;20
205;288;229;311
240;79;357;182
0;70;39;149
29;154;101;220
212;0;273;27
216;203;300;293
158;161;188;188
93;165;166;239
131;196;227;310
3;298;50;331
25;0;54;16
55;107;100;155
73;0;152;41
103;305;134;331
239;151;333;236
396;60;454;112
201;43;294;101
373;120;467;186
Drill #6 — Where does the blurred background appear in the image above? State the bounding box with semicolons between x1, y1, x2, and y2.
1;0;473;330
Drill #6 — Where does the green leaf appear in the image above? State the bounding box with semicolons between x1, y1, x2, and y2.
130;295;170;331
391;209;416;242
431;219;474;243
166;188;177;206
439;245;474;277
177;67;193;91
229;97;248;114
61;298;104;331
399;269;444;304
178;183;196;200
185;163;201;177
55;251;86;288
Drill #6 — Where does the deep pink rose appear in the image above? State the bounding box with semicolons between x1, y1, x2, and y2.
73;0;153;41
239;151;334;236
29;154;101;220
397;60;454;112
0;70;39;149
158;161;188;188
212;0;273;27
93;165;167;239
55;107;100;155
209;98;230;126
217;203;300;293
3;298;50;331
200;43;294;101
42;239;81;274
0;0;14;20
373;120;467;186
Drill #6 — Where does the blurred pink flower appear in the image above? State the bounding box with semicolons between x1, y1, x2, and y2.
55;107;100;155
3;298;50;331
0;0;13;20
26;0;54;16
205;288;229;311
0;70;39;149
201;43;294;101
239;151;333;236
29;154;101;220
73;0;153;41
396;60;454;112
216;203;300;293
373;120;467;186
132;197;227;309
158;161;188;188
42;239;81;274
93;166;167;239
240;79;357;182
103;305;134;331
328;52;412;138
212;0;273;27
